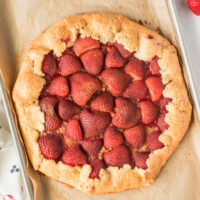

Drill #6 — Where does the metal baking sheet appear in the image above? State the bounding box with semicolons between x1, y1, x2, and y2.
167;0;200;121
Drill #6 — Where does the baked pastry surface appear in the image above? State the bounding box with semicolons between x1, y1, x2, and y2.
12;13;192;194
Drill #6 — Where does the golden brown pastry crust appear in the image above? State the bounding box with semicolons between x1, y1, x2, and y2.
12;13;192;194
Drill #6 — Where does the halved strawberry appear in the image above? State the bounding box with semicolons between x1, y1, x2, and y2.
123;80;148;100
133;152;149;170
114;42;131;58
91;91;114;112
123;125;146;148
105;46;125;68
73;37;100;56
124;58;145;80
41;53;57;76
103;145;131;167
145;76;165;101
90;159;106;179
81;49;104;75
158;97;172;114
65;119;83;141
139;101;158;124
80;109;111;138
60;54;82;76
104;126;124;148
45;114;62;131
58;100;80;121
158;114;169;132
147;131;164;151
62;145;87;166
38;134;63;160
81;138;103;158
46;76;69;97
101;69;131;96
40;96;58;114
112;97;141;129
70;72;102;106
149;57;160;75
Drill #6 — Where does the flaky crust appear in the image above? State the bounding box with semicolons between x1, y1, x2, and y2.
12;13;192;194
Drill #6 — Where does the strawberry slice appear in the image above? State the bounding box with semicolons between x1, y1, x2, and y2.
145;76;165;101
80;109;111;138
149;57;160;75
158;114;169;132
81;138;103;158
90;159;106;179
133;152;149;170
45;114;62;131
114;42;131;58
103;145;131;167
105;46;125;68
187;0;200;15
73;37;100;56
124;57;145;80
91;91;114;112
62;145;87;166
58;100;80;121
46;76;69;97
70;72;102;106
38;134;63;160
123;125;146;148
104;126;124;148
123;80;148;100
60;54;82;76
81;49;104;75
101;69;131;96
140;101;158;124
147;131;164;151
112;97;141;129
65;119;83;141
41;53;57;76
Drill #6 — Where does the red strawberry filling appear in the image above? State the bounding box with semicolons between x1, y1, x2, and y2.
38;37;172;178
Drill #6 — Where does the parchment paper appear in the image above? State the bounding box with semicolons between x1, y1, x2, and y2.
0;0;200;199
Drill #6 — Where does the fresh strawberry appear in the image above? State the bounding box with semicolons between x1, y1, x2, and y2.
123;125;145;148
158;114;169;132
61;145;87;166
46;76;69;97
41;53;57;76
90;159;106;179
81;138;103;158
147;131;164;151
91;91;114;112
149;57;160;75
145;76;165;101
123;80;148;100
60;54;82;76
187;0;200;15
65;119;83;141
58;100;80;121
40;96;58;114
105;46;125;68
114;42;131;58
38;134;63;160
80;49;104;75
139;101;158;124
40;97;62;131
70;72;102;106
112;97;141;129
80;109;111;138
104;126;124;148
73;37;100;56
124;58;145;80
103;145;131;167
133;152;149;170
101;69;131;96
45;114;62;131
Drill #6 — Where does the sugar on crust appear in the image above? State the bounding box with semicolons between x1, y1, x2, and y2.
12;13;192;194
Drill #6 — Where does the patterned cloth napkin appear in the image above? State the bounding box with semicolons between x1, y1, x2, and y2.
0;96;27;200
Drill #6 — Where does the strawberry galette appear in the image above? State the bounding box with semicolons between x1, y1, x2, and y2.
12;13;192;194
